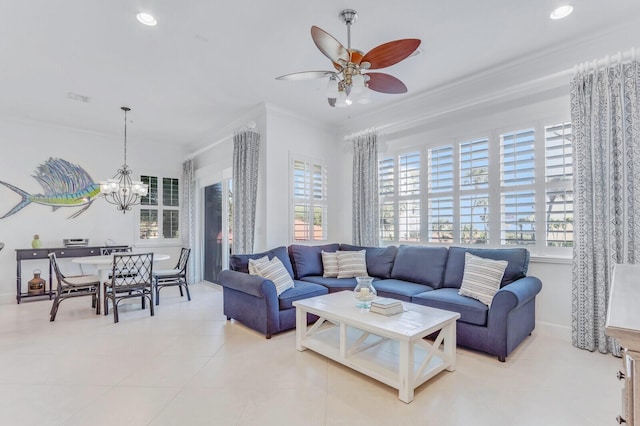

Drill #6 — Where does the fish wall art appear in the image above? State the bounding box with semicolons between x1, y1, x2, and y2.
0;157;100;219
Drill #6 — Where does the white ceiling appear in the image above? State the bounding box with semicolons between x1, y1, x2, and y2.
3;1;640;151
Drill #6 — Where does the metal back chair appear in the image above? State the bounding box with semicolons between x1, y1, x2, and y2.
152;248;191;305
48;252;100;321
100;247;132;255
103;253;154;323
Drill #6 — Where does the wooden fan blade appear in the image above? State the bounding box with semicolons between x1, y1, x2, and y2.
311;26;349;65
361;39;421;70
366;72;408;94
276;71;334;80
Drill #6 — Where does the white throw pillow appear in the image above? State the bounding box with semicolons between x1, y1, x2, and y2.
254;256;295;296
248;256;269;275
336;250;368;279
458;252;508;307
321;251;339;278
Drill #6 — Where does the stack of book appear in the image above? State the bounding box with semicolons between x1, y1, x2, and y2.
370;297;404;316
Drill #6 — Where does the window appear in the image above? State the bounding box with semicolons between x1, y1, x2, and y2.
378;152;421;242
377;118;574;255
500;128;536;245
427;146;454;243
544;122;574;247
140;176;180;240
292;158;327;242
459;139;490;245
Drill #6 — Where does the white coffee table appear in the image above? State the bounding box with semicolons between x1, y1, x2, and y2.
293;291;460;403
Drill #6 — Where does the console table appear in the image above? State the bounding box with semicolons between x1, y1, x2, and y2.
15;246;129;304
605;263;640;425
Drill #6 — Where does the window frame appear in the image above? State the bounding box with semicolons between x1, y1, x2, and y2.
289;154;328;243
136;174;181;246
377;115;573;257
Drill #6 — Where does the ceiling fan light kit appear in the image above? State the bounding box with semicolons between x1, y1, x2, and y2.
276;9;421;107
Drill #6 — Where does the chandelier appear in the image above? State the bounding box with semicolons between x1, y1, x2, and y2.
99;106;148;213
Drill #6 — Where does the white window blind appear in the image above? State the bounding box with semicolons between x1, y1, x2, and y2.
378;153;421;242
545;122;574;247
500;129;536;245
379;157;395;241
292;158;327;242
460;139;489;189
428;145;454;243
139;175;179;241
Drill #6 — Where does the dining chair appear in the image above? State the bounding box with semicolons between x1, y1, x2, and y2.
48;252;101;321
100;247;132;255
101;246;135;278
153;248;191;305
103;253;154;323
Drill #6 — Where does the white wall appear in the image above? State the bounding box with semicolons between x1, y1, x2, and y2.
262;104;341;250
0;118;185;304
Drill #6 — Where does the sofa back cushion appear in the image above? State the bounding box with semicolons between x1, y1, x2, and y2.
442;246;529;289
339;244;398;279
288;243;341;279
230;246;295;278
390;245;448;288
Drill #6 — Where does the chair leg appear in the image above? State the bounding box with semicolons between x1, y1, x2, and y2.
112;300;119;323
50;296;61;322
149;291;155;317
178;285;184;297
103;284;108;315
184;282;191;301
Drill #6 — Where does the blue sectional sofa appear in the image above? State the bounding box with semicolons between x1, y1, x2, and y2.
217;243;542;362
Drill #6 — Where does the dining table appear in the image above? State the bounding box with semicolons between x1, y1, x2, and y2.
72;253;171;310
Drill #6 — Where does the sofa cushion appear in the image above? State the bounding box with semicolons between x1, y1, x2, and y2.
339;244;398;279
458;253;507;307
299;276;358;293
390;245;449;288
248;256;269;275
230;246;294;278
372;279;434;302
412;288;489;326
254;256;295;296
321;251;339;277
288;243;341;279
443;247;529;289
278;281;329;310
336;250;368;278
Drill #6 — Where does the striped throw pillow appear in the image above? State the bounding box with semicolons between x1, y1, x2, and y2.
248;256;269;275
255;256;295;296
458;252;508;307
322;251;339;277
336;250;368;279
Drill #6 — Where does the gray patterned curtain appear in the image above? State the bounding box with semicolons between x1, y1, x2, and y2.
232;130;260;254
570;59;640;355
351;130;379;247
181;159;195;281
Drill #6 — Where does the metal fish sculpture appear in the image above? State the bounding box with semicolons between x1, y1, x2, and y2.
0;157;100;219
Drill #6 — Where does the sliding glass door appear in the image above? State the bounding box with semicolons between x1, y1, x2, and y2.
203;180;232;283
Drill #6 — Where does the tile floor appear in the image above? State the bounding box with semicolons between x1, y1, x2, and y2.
0;283;622;426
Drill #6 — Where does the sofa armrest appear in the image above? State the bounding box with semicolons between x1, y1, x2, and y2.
491;276;542;313
218;269;277;300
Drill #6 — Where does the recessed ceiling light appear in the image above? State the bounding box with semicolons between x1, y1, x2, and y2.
550;5;573;20
136;12;157;26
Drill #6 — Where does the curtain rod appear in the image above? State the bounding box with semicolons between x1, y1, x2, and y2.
575;47;637;73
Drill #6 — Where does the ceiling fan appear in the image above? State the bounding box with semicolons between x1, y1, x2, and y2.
276;9;421;108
